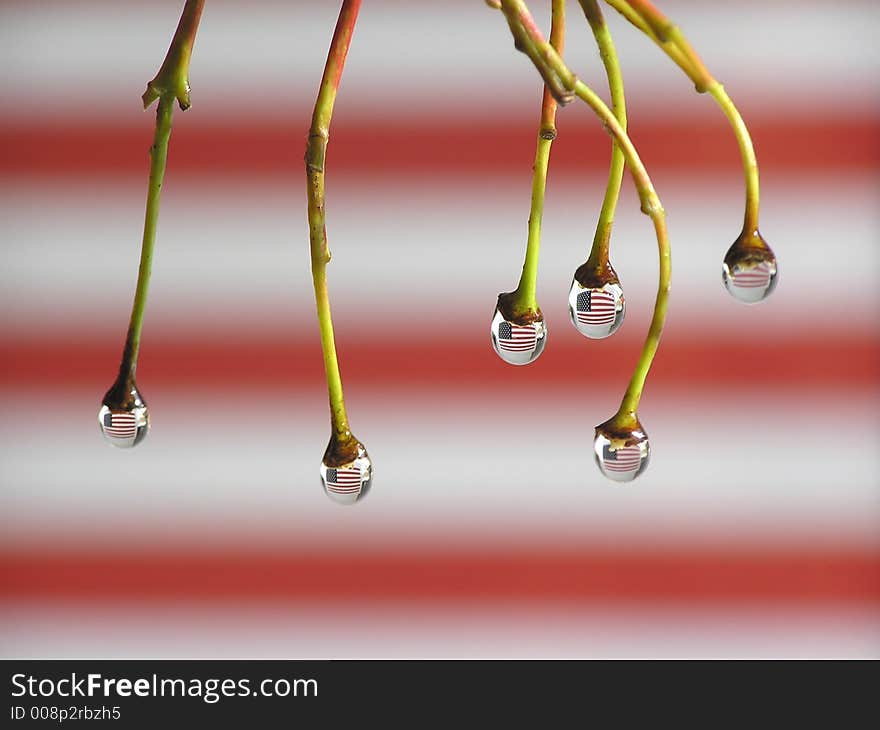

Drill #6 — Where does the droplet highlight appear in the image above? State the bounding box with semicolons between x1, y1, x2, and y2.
490;307;546;366
593;423;649;483
98;402;149;448
568;279;625;339
320;445;373;505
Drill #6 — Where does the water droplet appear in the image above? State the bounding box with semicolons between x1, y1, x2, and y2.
98;403;149;448
98;380;149;448
490;307;546;366
320;443;373;505
593;420;649;482
568;279;625;339
722;231;778;304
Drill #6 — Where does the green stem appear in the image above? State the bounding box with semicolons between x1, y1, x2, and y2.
512;0;565;314
602;0;760;233
500;0;575;105
119;98;174;383
499;0;671;427
572;82;670;427
513;135;553;310
578;0;626;270
707;82;760;234
306;0;361;444
116;0;204;386
616;215;670;423
602;0;706;88
143;0;205;110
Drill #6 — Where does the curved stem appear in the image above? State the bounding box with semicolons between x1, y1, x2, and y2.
578;0;626;270
573;82;670;428
306;0;361;445
115;0;204;388
500;0;575;105
708;81;760;233
602;1;700;83
616;213;670;422
602;0;760;233
498;0;671;427
511;0;565;314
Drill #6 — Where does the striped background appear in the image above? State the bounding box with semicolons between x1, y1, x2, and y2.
1;0;878;657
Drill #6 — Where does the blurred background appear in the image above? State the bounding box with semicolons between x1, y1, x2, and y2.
1;0;878;657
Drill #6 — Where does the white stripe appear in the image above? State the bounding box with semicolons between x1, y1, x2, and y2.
1;177;877;336
1;2;877;119
1;390;877;543
2;604;877;658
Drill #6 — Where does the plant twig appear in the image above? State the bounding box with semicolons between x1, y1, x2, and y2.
109;0;204;405
602;0;760;233
305;0;363;465
142;0;205;110
576;0;626;280
500;0;576;104
498;0;671;430
505;0;565;319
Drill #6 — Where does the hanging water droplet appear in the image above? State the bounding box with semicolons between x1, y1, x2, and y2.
320;441;373;505
593;420;649;482
98;400;149;448
98;379;149;448
98;403;149;448
722;230;778;304
568;279;625;339
490;306;546;366
568;259;625;338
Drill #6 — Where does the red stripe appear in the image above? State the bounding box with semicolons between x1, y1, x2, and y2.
2;546;877;605
2;116;876;177
1;334;876;390
605;461;641;470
